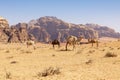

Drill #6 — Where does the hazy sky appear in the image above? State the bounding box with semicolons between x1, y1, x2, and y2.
0;0;120;32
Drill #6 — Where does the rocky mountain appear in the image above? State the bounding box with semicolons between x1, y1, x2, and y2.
0;16;9;42
0;16;9;28
85;23;120;38
0;16;35;43
26;16;100;42
0;16;119;43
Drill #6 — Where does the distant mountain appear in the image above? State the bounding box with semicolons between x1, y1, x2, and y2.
0;16;120;43
27;16;120;42
27;16;98;42
85;23;120;38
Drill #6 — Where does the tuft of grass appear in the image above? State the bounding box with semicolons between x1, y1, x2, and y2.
105;52;117;57
37;67;61;77
76;50;82;54
102;49;105;51
117;47;120;50
25;51;32;54
6;72;12;79
85;59;93;64
88;50;95;53
16;47;21;50
21;50;32;54
6;56;14;59
52;54;55;57
10;61;18;64
5;50;10;53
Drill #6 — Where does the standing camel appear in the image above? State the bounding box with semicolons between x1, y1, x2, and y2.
88;38;99;47
51;39;60;48
26;40;36;50
66;35;83;51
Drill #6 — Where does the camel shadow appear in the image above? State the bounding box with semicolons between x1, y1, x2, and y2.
58;49;73;52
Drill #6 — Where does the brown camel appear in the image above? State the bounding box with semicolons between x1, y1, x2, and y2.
66;35;83;51
88;38;99;47
26;40;36;50
51;39;60;48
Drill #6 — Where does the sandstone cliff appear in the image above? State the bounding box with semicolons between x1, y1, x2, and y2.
0;16;120;43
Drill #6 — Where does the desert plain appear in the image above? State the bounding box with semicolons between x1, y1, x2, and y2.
0;37;120;80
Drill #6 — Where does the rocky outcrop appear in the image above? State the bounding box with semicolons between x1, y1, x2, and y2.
85;23;120;38
0;29;8;42
0;18;35;43
0;16;9;42
10;23;35;43
28;26;50;42
1;16;119;43
0;16;9;28
28;16;99;42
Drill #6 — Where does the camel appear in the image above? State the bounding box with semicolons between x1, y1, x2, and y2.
87;31;99;47
51;39;60;48
76;36;84;45
65;35;83;51
26;40;36;50
88;38;99;47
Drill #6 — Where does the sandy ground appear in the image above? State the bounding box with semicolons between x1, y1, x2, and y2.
0;38;120;80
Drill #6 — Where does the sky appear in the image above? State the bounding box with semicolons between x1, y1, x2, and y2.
0;0;120;32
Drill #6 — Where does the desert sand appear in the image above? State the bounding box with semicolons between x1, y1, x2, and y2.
0;38;120;80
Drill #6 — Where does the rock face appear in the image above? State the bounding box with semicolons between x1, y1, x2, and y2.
14;23;29;42
85;24;120;38
0;16;120;43
0;16;9;28
0;16;35;43
28;27;50;42
0;16;9;42
27;16;120;42
9;23;35;43
28;16;99;42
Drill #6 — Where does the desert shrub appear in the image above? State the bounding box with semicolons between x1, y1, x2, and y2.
6;72;12;79
52;54;55;57
109;47;114;50
6;56;14;59
102;49;105;51
37;67;60;77
88;50;95;53
5;50;10;53
85;59;93;64
25;51;32;54
75;49;83;54
105;52;117;57
117;47;120;50
21;50;32;54
10;61;18;64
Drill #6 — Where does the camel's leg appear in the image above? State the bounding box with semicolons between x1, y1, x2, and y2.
96;41;99;47
73;43;75;50
66;43;68;51
92;42;93;47
53;44;54;48
58;43;60;48
27;44;29;48
33;44;36;50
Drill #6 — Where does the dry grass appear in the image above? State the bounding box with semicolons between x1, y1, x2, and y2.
5;50;10;53
37;67;61;77
6;72;12;79
85;59;93;64
88;50;95;53
10;61;18;64
104;52;117;57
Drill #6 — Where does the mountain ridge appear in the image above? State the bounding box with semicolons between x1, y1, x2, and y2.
0;16;120;43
